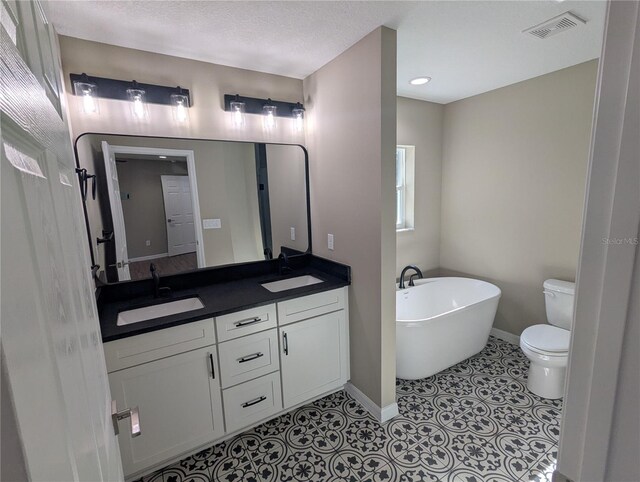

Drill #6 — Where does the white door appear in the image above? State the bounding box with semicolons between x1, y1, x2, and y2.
161;175;197;256
101;141;131;280
1;1;123;480
280;311;346;408
109;346;224;477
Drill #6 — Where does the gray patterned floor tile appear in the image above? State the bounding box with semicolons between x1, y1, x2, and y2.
134;468;165;482
520;447;557;482
162;465;211;482
392;462;443;482
494;432;555;480
327;450;399;481
444;462;515;482
252;449;332;482
393;421;456;476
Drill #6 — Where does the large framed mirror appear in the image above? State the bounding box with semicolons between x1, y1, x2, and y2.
75;134;310;283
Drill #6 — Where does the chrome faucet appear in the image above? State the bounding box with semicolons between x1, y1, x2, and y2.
399;265;423;289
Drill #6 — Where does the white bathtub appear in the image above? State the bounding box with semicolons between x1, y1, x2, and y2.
396;277;501;380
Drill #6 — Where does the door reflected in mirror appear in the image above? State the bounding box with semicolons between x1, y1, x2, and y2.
76;134;309;283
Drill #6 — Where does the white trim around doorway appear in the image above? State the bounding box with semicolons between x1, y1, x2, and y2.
107;145;206;269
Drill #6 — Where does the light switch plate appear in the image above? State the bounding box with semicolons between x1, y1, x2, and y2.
290;227;296;241
203;218;221;229
328;234;334;250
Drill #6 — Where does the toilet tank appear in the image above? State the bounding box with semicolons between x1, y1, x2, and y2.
544;279;576;330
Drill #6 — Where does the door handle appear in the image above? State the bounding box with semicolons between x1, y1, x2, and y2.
283;332;288;356
111;400;141;438
167;219;172;223
108;260;131;268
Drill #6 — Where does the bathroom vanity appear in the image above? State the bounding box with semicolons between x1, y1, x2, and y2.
74;132;352;478
99;257;350;478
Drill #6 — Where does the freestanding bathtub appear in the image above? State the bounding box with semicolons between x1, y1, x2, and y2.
396;277;501;380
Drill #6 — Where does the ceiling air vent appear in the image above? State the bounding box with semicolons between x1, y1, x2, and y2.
523;11;587;39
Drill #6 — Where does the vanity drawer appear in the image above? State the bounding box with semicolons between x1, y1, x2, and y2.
215;304;277;342
218;329;280;389
104;319;216;372
222;372;282;433
277;288;345;326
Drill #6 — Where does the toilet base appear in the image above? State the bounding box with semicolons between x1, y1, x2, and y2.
527;363;566;399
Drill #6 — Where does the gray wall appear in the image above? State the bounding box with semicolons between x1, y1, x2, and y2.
604;238;640;481
440;60;598;336
117;159;188;259
396;96;443;277
304;27;397;408
267;144;309;254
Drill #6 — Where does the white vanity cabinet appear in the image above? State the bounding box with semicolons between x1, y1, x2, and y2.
277;288;349;408
109;345;224;475
105;319;223;476
103;286;348;479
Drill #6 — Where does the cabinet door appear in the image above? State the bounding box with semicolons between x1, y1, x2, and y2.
109;346;224;476
280;311;348;408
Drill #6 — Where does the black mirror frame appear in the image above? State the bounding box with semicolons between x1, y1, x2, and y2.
73;132;312;283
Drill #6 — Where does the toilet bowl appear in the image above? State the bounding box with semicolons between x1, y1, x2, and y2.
520;279;575;399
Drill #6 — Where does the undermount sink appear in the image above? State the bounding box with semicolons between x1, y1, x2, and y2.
261;275;324;293
117;297;205;326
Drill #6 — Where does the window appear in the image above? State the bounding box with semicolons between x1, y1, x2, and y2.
396;147;406;228
396;145;415;231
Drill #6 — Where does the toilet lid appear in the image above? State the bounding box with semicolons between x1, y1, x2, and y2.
521;325;570;353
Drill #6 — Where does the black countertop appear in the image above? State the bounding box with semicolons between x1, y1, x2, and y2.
98;254;350;342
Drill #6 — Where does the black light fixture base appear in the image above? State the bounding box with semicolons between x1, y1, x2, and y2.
70;73;191;106
224;94;302;117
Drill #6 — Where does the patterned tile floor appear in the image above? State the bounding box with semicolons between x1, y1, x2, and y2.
138;336;562;482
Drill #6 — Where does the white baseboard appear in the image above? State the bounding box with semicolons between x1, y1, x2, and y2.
128;253;169;263
491;327;520;346
344;382;399;423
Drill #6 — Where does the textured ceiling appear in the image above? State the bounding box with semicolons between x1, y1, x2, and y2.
47;1;606;104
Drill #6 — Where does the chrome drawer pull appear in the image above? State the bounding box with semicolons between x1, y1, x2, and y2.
238;352;264;363
235;317;263;327
241;395;267;408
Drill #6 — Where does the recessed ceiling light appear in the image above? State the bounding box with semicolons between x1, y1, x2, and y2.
159;155;167;159
410;77;431;86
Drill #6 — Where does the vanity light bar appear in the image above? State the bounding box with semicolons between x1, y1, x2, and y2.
223;94;303;119
69;73;191;107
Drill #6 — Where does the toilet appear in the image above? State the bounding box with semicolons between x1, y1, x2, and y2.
520;279;575;399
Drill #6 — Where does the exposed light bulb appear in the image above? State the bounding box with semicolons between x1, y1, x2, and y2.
83;91;97;114
133;96;144;118
265;111;275;129
263;103;277;130
127;86;148;120
171;91;190;123
292;103;305;133
73;78;99;115
230;99;246;127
